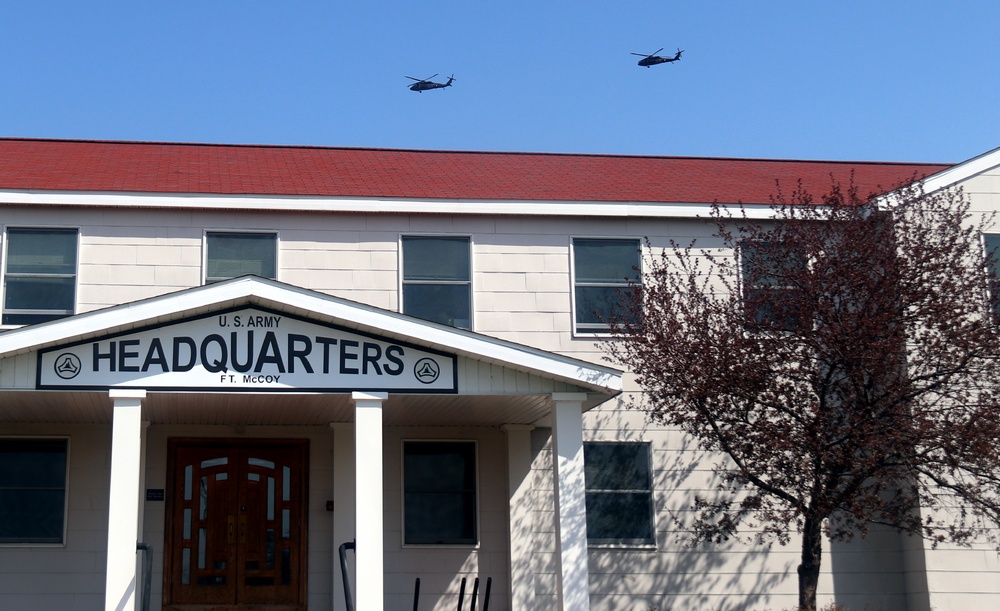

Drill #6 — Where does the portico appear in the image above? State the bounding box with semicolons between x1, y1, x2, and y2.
0;276;622;611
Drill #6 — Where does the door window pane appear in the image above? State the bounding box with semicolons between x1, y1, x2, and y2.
403;441;477;545
402;236;472;329
206;232;277;282
573;238;640;333
584;442;654;546
3;228;78;325
0;438;69;544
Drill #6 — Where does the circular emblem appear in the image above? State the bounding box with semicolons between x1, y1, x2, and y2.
413;358;441;384
54;353;82;380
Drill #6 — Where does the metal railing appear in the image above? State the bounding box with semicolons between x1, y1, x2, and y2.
339;539;491;611
339;540;356;611
136;542;152;611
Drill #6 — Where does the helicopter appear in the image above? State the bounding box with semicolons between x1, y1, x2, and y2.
631;48;683;67
406;74;456;92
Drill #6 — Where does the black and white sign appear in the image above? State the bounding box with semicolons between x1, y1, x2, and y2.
37;307;457;393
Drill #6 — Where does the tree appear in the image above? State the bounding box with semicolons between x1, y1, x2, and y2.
604;181;1000;611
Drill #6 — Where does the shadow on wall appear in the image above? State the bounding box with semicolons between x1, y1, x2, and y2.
536;404;795;611
828;519;914;611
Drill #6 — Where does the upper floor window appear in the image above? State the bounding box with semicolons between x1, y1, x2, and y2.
401;236;471;329
985;234;1000;316
741;240;807;330
584;442;655;546
572;238;640;333
206;232;277;283
403;440;477;545
0;438;69;544
3;228;78;325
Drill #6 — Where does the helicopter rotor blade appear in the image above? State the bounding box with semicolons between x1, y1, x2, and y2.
631;48;663;58
405;76;423;82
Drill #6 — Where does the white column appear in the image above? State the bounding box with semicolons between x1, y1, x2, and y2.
331;422;357;611
502;424;538;611
551;392;590;611
352;391;387;611
104;389;146;611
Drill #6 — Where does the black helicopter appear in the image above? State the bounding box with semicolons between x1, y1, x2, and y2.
406;74;455;92
631;48;683;67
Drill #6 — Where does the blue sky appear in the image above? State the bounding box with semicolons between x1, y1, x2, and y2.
1;2;997;163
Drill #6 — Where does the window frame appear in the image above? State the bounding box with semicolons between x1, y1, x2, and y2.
203;230;279;284
0;437;70;547
399;234;474;330
571;236;642;336
583;441;656;548
1;226;80;327
983;233;1000;318
400;439;479;547
739;239;807;330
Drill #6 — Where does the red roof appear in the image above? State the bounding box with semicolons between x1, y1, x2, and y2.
0;138;953;205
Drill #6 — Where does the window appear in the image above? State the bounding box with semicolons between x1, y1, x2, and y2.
402;441;477;545
206;232;277;283
573;238;640;333
985;234;1000;316
401;236;471;329
3;228;78;325
741;240;807;330
584;442;654;546
0;438;69;544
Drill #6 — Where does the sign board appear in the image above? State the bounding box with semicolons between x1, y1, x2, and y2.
37;306;457;393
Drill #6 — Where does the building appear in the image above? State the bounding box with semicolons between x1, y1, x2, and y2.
0;138;996;610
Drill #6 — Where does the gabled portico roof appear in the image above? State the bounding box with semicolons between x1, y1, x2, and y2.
0;276;621;426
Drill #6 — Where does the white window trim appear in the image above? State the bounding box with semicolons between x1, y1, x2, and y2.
570;235;642;338
0;436;71;548
0;225;80;329
398;234;475;331
399;438;481;549
202;229;280;284
981;233;1000;315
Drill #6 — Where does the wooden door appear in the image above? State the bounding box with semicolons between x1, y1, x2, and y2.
164;439;308;610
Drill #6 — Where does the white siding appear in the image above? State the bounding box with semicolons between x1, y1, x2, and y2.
6;182;1000;610
0;425;109;611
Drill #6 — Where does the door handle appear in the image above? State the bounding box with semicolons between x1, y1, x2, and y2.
239;515;247;544
227;516;235;545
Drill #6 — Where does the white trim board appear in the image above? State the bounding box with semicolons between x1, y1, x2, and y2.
0;189;779;219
